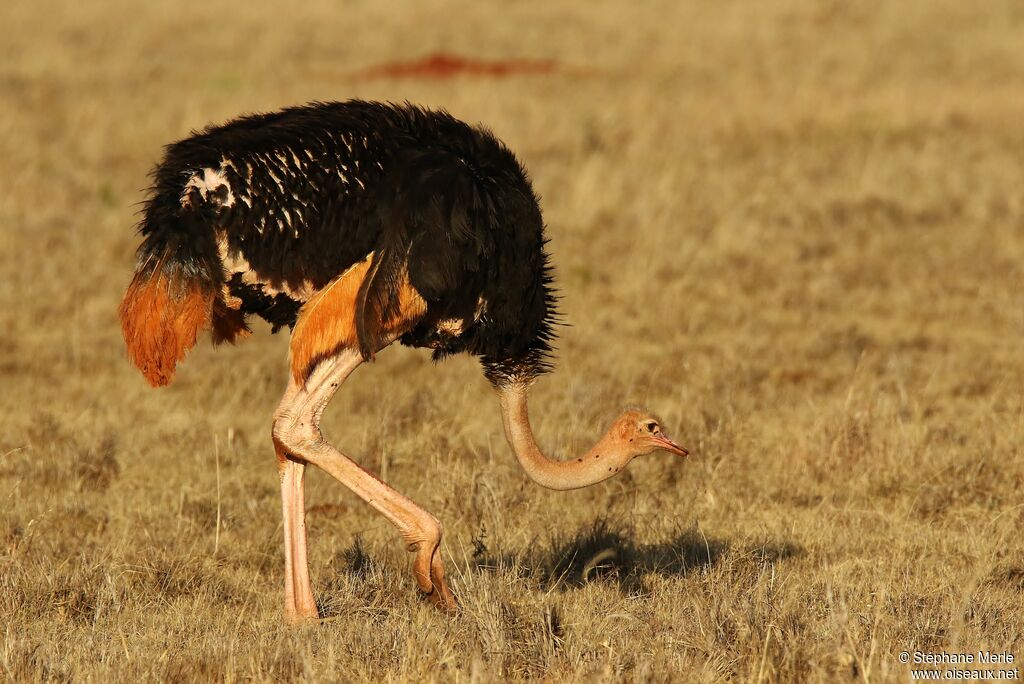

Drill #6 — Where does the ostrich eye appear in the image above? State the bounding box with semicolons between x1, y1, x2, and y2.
644;421;658;433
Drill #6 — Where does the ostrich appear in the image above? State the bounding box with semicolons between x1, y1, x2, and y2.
119;101;689;621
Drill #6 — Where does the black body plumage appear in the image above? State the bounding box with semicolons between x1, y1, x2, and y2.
133;101;558;383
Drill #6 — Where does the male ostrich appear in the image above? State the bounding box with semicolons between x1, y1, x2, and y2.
119;101;689;621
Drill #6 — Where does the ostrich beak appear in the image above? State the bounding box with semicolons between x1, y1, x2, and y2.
652;434;689;457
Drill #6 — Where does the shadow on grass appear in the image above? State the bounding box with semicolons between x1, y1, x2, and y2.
473;519;802;596
319;520;804;610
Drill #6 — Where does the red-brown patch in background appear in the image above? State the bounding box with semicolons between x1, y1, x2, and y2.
119;271;213;387
354;52;559;80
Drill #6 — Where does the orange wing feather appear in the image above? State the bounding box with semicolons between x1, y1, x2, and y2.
289;253;427;382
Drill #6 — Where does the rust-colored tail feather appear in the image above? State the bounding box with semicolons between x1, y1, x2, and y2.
119;270;214;387
210;296;252;346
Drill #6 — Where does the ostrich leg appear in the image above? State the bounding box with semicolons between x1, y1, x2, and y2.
272;348;456;620
277;454;318;623
273;377;318;623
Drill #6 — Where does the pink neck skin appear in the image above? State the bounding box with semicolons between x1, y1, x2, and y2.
497;383;633;491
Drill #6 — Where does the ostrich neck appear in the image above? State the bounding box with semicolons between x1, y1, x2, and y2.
497;384;630;491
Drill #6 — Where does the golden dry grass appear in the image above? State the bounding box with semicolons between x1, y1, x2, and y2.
2;1;1023;681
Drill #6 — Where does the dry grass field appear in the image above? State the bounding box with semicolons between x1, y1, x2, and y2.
2;1;1023;681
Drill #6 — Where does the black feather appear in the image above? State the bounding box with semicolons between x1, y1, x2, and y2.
137;100;560;384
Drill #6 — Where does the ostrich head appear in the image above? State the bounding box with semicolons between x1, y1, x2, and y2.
609;409;689;459
497;385;691;490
